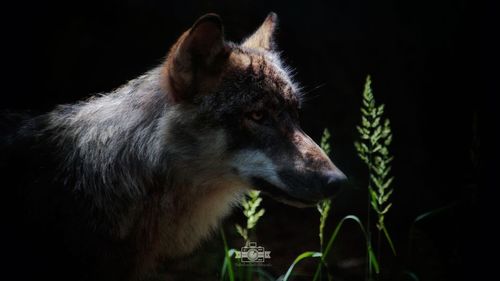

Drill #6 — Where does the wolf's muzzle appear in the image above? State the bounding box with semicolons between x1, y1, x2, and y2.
278;169;348;202
252;169;348;207
322;170;348;198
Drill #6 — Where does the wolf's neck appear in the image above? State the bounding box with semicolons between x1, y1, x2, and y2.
46;67;171;202
157;178;245;257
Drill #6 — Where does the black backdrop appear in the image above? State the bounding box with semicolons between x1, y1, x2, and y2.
1;1;479;280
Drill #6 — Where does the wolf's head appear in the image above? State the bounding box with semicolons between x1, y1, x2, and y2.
161;13;347;207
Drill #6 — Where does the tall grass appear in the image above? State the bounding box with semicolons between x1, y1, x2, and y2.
354;76;396;267
235;190;266;242
220;187;268;281
317;129;333;252
316;129;333;281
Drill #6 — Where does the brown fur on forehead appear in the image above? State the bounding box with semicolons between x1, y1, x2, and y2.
226;47;301;108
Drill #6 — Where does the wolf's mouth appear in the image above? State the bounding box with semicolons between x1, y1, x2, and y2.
250;177;318;208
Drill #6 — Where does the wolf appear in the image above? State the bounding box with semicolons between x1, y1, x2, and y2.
1;12;347;281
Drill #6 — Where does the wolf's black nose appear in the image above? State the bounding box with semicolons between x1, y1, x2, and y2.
322;170;348;197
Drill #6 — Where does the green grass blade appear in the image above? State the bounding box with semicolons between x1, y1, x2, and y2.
312;214;349;281
220;230;235;281
368;244;379;274
320;215;380;275
382;225;397;255
220;249;236;281
253;268;275;281
413;202;457;224
281;251;322;281
324;215;360;258
402;270;420;281
408;202;457;257
312;259;331;281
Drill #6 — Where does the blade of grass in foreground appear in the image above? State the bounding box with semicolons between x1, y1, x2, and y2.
312;215;380;281
253;267;275;281
382;224;397;255
280;251;322;281
220;229;235;281
408;202;457;257
401;270;420;281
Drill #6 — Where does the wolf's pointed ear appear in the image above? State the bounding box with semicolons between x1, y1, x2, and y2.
163;13;229;103
242;12;278;51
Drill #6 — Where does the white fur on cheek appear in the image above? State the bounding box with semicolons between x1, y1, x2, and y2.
230;149;285;189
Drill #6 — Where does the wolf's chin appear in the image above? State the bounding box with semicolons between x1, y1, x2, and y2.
250;177;318;208
261;192;317;208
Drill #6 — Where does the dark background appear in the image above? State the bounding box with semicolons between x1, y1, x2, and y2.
1;0;479;280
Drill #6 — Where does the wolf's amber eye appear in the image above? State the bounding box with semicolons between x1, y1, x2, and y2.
249;111;265;122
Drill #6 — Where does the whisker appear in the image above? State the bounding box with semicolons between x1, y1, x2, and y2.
300;83;328;103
